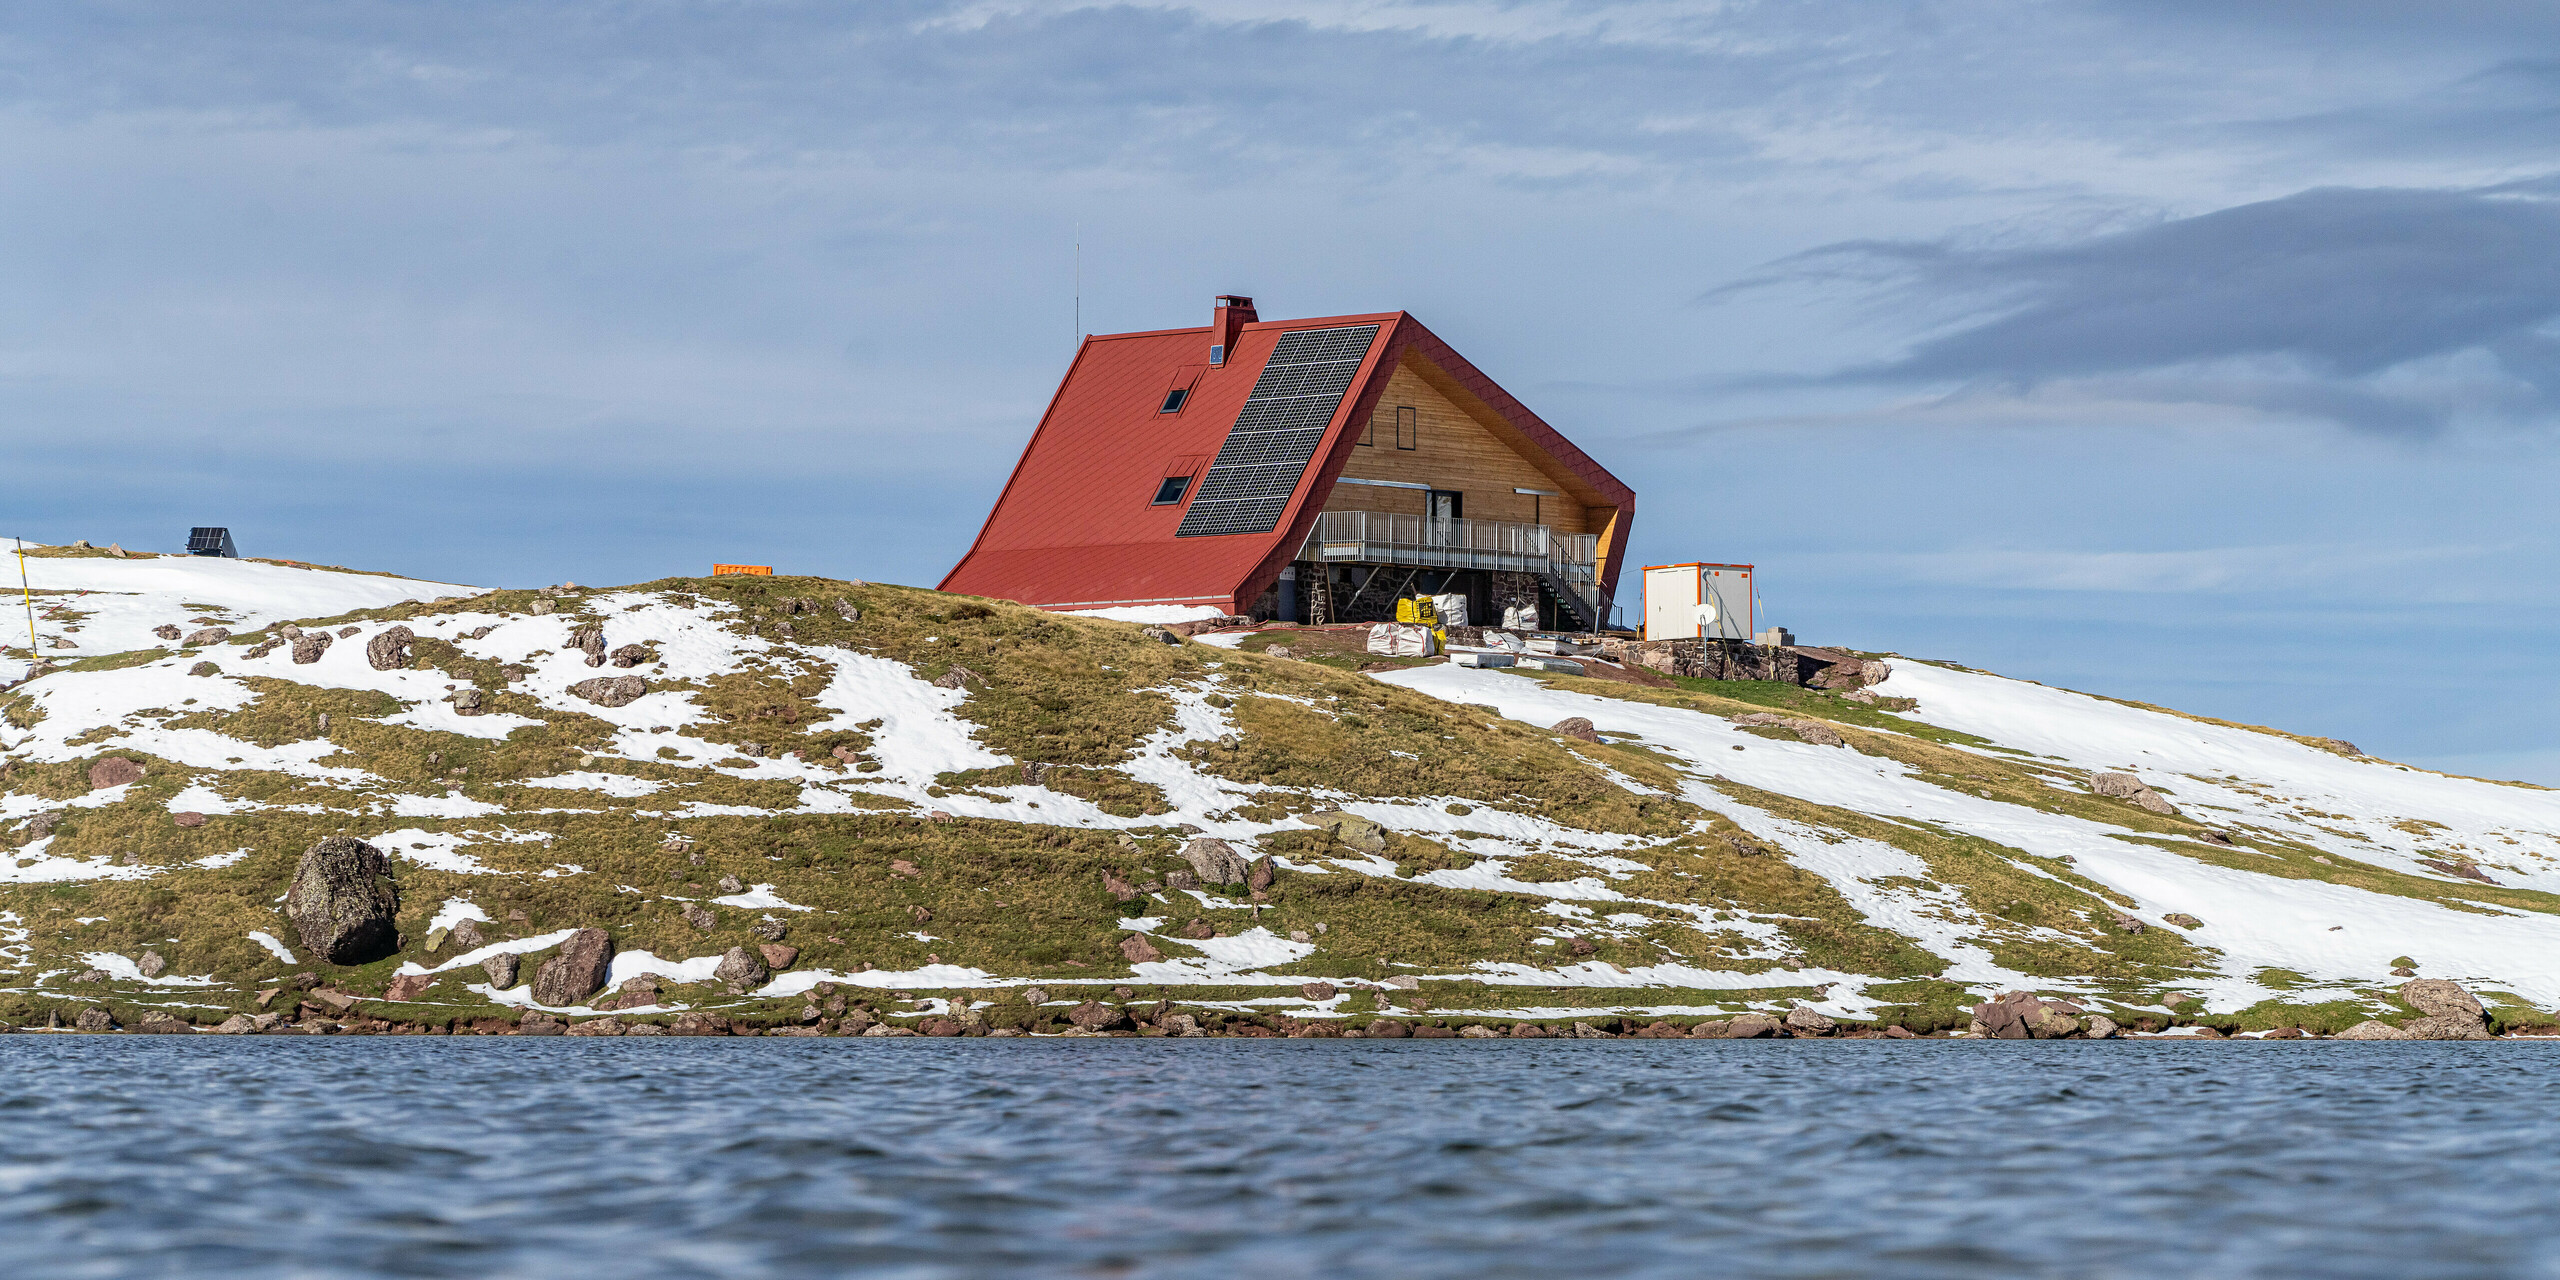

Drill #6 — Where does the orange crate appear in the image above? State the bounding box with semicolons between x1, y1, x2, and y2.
712;564;773;576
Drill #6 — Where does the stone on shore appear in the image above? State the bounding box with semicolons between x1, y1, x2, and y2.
284;836;400;965
533;929;614;1005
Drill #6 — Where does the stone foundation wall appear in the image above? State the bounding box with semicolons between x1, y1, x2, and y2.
1602;638;1890;689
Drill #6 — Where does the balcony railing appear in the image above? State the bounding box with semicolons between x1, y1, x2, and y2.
1298;510;1608;621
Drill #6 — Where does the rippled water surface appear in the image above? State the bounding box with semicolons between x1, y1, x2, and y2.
2;1038;2556;1278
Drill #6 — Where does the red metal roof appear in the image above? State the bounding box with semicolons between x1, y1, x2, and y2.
941;307;1635;613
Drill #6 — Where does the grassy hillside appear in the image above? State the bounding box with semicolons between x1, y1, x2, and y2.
5;559;2558;1037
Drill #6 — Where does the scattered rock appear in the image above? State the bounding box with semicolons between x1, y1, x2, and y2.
715;873;744;894
1140;626;1182;645
446;689;487;716
670;1012;730;1036
2419;858;2498;885
1301;982;1337;1001
2401;978;2486;1022
137;950;167;979
1366;1019;1409;1038
1731;712;1845;746
285;835;401;965
1572;1021;1614;1039
181;626;230;647
1722;832;1769;858
482;952;520;988
1304;811;1388;854
187;661;219;676
2108;911;2148;934
132;1012;193;1035
153;623;182;640
1067;1001;1132;1032
1567;937;1596;957
2163;913;2203;929
1784;1006;1836;1036
1163;870;1197;892
2083;1015;2121;1040
1181;918;1216;940
75;1007;117;1033
290;632;332;664
2391;966;2417;977
211;1014;260;1035
533;929;614;1005
714;945;769;994
528;597;557;616
1248;854;1276;895
384;973;438;1001
681;902;716;931
2027;1005;2083;1039
862;1023;920;1037
2090;771;2179;814
1552;716;1603;743
566;675;647;707
1725;1013;1780;1038
565;1018;625;1037
451;919;486;949
751;919;787;942
608;644;653;668
2337;1020;2414;1041
758;943;798;970
173;811;205;828
1102;869;1140;902
1180;837;1249;885
364;625;415;671
1119;934;1163;964
932;666;980;689
570;627;607;667
87;757;145;790
2313;738;2359;756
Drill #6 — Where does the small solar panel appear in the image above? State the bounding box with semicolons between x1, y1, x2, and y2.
186;527;237;558
1176;325;1380;538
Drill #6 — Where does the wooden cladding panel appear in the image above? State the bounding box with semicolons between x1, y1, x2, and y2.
1329;361;1592;534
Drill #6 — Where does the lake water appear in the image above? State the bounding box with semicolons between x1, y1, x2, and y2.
1;1038;2554;1278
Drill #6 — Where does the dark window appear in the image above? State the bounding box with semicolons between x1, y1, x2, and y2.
1395;405;1419;450
1152;476;1192;505
1159;388;1188;414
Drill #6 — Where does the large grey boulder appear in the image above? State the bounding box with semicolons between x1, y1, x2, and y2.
567;675;647;707
2090;771;2178;815
2400;978;2486;1022
1180;837;1250;886
714;945;768;994
532;929;613;1006
2337;1020;2414;1041
365;625;415;671
290;632;333;664
482;952;521;988
284;836;400;965
181;626;230;648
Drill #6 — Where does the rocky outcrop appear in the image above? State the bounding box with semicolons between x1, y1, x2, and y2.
1180;837;1249;886
1724;1012;1780;1039
567;675;646;707
482;952;520;989
2400;978;2494;1039
570;627;607;666
365;625;415;671
608;644;652;668
1970;991;2084;1040
1731;713;1845;747
2090;772;2178;815
682;902;716;931
1304;812;1388;854
714;945;768;994
88;757;145;790
2337;1020;2414;1041
1552;717;1603;743
290;632;332;664
181;626;230;648
1067;1001;1132;1032
284;836;400;965
1119;934;1163;964
1783;1006;1836;1036
533;929;613;1005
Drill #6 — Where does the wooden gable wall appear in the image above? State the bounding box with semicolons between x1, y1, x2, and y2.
1324;357;1607;535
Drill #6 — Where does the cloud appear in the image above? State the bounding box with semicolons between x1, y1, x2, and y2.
1716;184;2560;432
1828;540;2510;600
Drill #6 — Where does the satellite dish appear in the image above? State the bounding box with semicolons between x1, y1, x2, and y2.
1696;593;1720;637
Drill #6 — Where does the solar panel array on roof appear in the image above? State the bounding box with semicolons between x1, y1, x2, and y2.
186;527;237;558
1175;324;1380;538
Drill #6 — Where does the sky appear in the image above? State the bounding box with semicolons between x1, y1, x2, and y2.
5;1;2559;781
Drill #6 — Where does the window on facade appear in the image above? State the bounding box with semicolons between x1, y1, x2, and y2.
1152;476;1192;505
1395;405;1419;450
1159;388;1188;414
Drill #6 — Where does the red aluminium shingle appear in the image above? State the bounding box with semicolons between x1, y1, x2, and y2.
940;308;1634;613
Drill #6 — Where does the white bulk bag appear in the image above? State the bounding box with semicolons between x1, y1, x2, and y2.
1365;623;1438;657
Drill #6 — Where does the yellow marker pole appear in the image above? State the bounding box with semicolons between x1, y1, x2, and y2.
14;536;35;670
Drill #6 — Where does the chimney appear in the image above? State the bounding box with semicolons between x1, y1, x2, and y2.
1210;295;1256;365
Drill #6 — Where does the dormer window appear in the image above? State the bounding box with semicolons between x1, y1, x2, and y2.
1209;344;1226;366
1159;388;1189;414
1152;475;1192;505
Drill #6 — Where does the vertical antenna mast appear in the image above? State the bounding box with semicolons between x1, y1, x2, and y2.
1074;224;1081;347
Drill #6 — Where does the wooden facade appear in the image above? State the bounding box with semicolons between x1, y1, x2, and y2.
1324;353;1622;583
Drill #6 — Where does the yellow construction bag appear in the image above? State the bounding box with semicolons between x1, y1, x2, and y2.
1396;596;1439;626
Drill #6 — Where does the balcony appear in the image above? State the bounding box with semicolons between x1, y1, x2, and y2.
1297;510;1610;624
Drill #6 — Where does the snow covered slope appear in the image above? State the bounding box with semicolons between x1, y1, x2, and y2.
2;554;2555;1035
